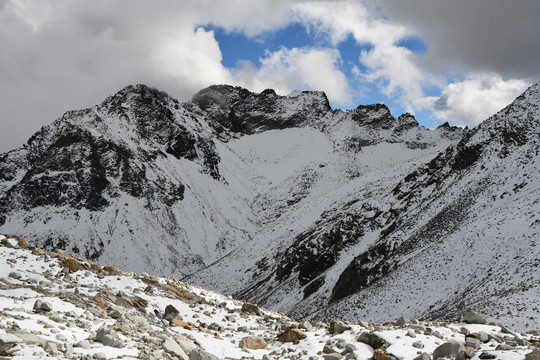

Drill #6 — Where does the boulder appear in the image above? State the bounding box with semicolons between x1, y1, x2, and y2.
414;353;431;360
189;348;219;360
374;348;397;360
75;340;91;349
433;342;465;360
325;354;342;360
463;310;487;324
44;341;58;354
0;333;22;356
299;320;314;332
163;337;189;360
241;302;260;314
164;304;180;320
239;336;267;350
277;327;306;343
175;336;196;355
32;299;53;313
95;324;123;348
8;272;21;279
395;317;410;326
357;332;388;349
525;350;540;360
465;337;481;350
330;320;351;334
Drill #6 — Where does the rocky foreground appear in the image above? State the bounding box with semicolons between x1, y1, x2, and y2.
0;234;539;360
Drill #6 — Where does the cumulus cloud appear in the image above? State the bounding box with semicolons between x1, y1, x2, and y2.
233;47;352;105
429;74;529;125
0;0;297;152
292;1;433;110
0;0;538;152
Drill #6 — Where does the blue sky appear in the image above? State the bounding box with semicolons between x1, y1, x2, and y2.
0;0;538;152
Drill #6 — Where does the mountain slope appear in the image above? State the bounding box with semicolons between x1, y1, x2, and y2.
2;235;539;360
190;82;540;330
3;81;539;329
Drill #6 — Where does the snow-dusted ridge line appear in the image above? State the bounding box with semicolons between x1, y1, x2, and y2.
1;234;539;360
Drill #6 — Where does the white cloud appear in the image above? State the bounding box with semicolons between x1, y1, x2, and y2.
233;47;352;105
292;0;434;111
429;73;529;125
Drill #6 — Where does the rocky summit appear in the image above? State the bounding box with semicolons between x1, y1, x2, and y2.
1;234;540;360
1;81;540;330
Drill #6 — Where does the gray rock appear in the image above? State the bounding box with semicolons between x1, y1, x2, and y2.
323;344;336;354
463;310;487;324
95;324;123;348
241;302;261;315
488;333;503;343
433;342;465;360
299;320;314;332
465;337;481;350
93;353;108;360
495;344;514;351
359;321;372;329
395;317;410;326
44;341;58;354
470;331;489;343
163;337;189;360
189;348;219;360
501;326;518;336
8;272;21;279
130;315;152;331
164;304;180;321
325;354;342;360
0;333;22;356
75;340;91;349
10;331;47;346
65;343;73;356
32;299;52;313
414;353;431;360
175;336;196;355
515;336;529;346
109;310;123;319
525;350;540;360
357;332;388;349
40;301;53;312
345;343;358;353
330;320;351;334
413;341;424;349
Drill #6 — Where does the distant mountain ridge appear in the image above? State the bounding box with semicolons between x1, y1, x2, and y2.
2;81;539;328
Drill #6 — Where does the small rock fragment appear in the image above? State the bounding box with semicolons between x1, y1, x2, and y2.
239;336;267;350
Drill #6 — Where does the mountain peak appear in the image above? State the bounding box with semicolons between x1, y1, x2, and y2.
191;85;332;134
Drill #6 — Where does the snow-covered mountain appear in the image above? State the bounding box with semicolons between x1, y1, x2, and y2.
1;81;539;329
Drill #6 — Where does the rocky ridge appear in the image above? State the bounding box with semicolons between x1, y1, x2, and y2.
1;234;540;360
